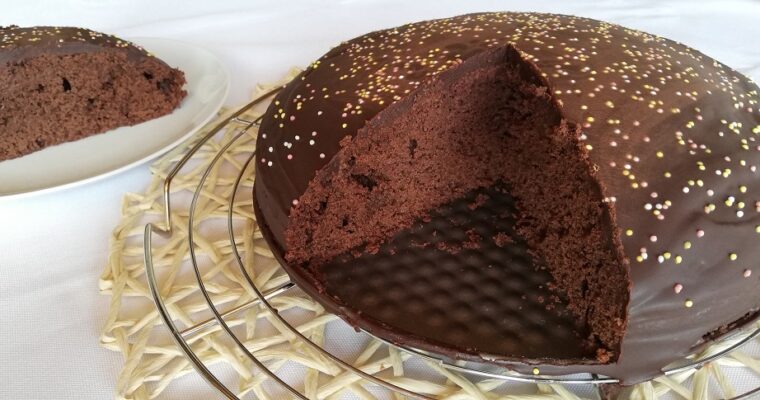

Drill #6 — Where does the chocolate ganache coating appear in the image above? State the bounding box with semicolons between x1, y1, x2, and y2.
0;26;149;64
254;12;760;384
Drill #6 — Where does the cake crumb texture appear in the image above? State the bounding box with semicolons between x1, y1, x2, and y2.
0;26;186;161
285;45;629;361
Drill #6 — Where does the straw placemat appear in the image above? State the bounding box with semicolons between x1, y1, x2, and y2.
99;74;760;400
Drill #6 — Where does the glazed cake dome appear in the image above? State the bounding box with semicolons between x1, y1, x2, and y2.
254;12;760;384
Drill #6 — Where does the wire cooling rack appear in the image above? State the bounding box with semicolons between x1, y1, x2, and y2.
100;76;760;400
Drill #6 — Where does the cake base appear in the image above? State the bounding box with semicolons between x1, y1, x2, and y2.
255;185;613;371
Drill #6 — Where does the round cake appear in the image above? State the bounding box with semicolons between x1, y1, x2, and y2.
254;12;760;385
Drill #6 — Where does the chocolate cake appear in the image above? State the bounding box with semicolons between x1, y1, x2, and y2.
254;12;760;385
0;26;186;161
286;45;629;361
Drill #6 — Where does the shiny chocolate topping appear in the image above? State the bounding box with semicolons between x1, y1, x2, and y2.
1;25;150;64
255;12;760;384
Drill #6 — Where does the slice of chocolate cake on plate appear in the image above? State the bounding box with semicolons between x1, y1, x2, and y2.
0;26;186;161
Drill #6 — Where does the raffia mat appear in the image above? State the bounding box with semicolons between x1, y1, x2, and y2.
99;71;760;400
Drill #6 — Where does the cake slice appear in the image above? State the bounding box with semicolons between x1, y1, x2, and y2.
0;26;186;161
285;45;630;362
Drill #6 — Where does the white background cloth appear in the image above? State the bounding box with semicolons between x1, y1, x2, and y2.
1;1;759;398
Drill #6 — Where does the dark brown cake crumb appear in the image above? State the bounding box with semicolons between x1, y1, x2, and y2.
493;232;514;247
462;229;482;250
596;348;613;364
468;193;490;210
436;241;461;254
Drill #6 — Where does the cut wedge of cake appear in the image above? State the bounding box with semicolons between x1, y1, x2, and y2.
0;26;186;161
285;45;629;362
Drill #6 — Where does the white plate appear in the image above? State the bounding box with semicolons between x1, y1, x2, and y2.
0;37;229;199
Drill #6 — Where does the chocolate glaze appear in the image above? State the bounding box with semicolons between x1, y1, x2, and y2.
254;12;760;384
0;26;152;64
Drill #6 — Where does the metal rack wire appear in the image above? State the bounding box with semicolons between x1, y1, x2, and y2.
143;88;760;399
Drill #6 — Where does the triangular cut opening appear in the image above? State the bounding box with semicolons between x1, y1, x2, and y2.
286;44;630;364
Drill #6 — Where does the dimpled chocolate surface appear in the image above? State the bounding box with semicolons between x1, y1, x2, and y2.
254;12;760;384
319;186;600;362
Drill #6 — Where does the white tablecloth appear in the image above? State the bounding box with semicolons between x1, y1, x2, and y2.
1;1;759;398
